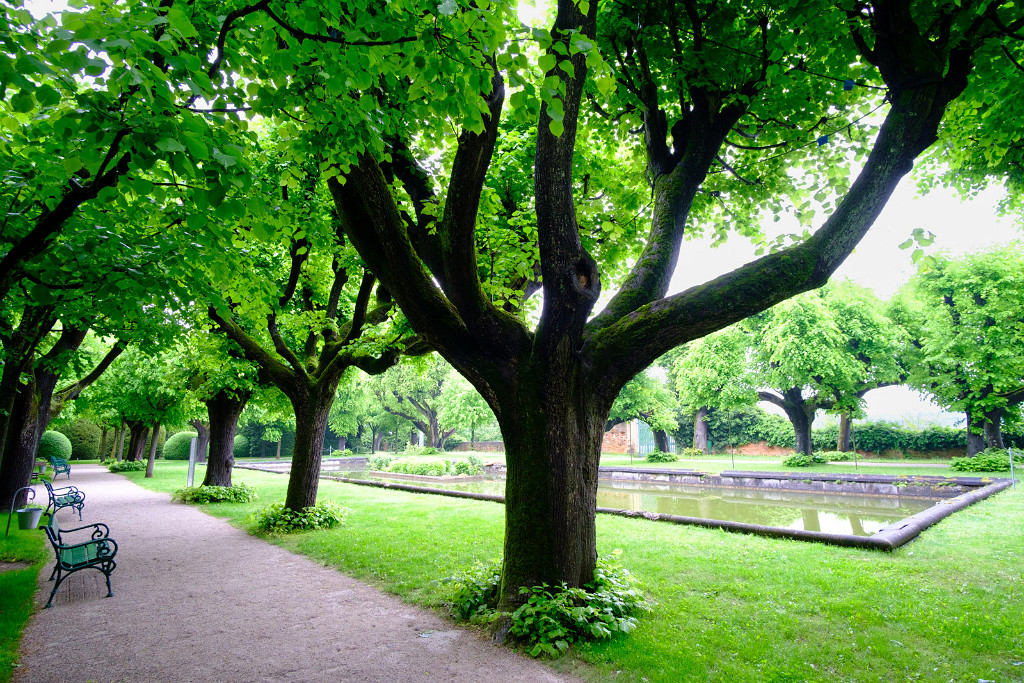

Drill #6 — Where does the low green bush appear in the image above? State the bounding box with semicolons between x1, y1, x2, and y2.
38;431;73;461
163;431;197;460
233;435;249;459
782;452;827;467
108;460;146;472
446;550;647;658
679;447;705;458
420;446;440;455
950;448;1013;472
816;450;855;462
248;501;349;534
644;450;677;463
368;455;395;471
384;457;482;477
172;484;258;504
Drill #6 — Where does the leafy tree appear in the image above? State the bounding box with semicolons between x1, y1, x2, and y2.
368;356;459;449
607;371;678;452
328;369;373;451
206;139;418;511
900;244;1024;454
437;371;499;450
750;283;905;455
671;326;755;452
321;0;1019;609
177;329;262;486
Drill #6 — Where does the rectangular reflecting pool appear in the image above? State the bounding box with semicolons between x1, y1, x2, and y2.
336;471;941;537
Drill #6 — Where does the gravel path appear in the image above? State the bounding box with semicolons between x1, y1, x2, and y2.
14;465;577;683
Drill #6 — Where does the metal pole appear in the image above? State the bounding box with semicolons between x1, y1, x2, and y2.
5;486;37;538
187;437;198;487
1010;447;1016;490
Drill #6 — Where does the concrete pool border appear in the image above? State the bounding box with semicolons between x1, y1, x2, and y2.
238;462;1015;550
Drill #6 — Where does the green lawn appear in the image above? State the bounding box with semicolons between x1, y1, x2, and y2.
1;515;47;683
116;461;1023;682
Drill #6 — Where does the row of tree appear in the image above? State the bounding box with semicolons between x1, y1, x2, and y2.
2;0;1021;612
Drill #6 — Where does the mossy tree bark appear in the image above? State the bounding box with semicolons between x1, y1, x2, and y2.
328;0;983;608
693;408;710;453
202;389;251;487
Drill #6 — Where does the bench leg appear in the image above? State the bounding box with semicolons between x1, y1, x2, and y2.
102;562;115;598
45;569;65;608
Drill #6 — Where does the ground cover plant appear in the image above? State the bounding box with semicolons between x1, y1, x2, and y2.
950;448;1014;473
172;484;258;504
0;516;47;683
123;462;1024;680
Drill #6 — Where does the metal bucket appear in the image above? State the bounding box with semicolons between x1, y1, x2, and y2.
16;507;43;530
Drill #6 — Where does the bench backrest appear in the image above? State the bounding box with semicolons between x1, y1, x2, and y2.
43;513;60;547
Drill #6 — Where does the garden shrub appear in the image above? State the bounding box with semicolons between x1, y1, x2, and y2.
384;457;483;476
38;431;72;461
446;550;647;658
233;435;249;459
248;501;348;534
172;484;258;504
368;455;395;471
55;420;102;460
817;450;855;462
420;446;440;455
950;449;1013;472
644;450;677;463
108;460;146;472
782;452;827;467
680;447;705;458
163;431;198;460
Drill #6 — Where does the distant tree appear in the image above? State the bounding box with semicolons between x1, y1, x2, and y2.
607;372;678;452
749;283;905;455
368;356;458;449
900;245;1024;455
671;326;755;453
437;372;499;450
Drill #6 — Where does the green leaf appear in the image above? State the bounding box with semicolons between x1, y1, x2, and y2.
10;90;34;113
156;138;186;153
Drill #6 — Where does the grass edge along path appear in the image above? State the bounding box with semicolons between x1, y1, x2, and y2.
125;463;1023;682
0;515;47;683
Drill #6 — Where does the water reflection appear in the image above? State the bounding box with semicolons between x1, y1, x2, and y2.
335;471;941;537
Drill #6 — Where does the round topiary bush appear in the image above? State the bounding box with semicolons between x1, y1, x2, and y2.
38;430;73;461
232;434;249;459
55;419;102;460
163;431;198;460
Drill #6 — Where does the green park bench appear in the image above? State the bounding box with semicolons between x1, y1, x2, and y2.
48;456;71;480
42;512;118;608
43;479;85;521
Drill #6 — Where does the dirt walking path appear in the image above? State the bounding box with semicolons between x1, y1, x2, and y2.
14;465;577;683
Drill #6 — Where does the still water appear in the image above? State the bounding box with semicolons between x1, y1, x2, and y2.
338;471;942;537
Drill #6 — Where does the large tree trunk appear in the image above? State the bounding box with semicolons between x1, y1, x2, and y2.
693;407;710;453
283;388;334;510
781;390;815;456
145;423;160;478
115;421;127;461
99;428;109;463
0;380;40;510
496;363;603;613
982;407;1005;450
202;389;250;487
125;421;149;462
653;428;670;453
837;411;853;451
372;430;383;453
190;419;210;464
966;412;985;456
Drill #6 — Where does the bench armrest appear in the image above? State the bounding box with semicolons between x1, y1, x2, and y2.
49;484;83;496
60;522;111;540
56;536;118;558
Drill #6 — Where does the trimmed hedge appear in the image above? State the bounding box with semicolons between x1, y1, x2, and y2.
55;419;102;460
233;434;249;459
38;431;73;460
163;431;198;460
